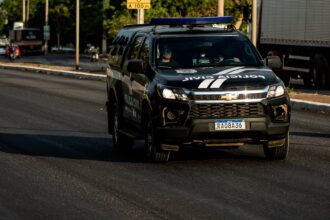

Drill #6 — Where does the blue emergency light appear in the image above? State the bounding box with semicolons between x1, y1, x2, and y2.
150;16;233;26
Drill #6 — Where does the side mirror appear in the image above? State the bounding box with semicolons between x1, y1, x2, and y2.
127;59;144;73
265;56;282;69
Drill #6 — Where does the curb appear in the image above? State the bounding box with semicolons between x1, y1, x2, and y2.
1;63;330;113
0;63;106;81
291;99;330;114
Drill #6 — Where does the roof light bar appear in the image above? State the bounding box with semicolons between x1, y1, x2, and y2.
150;16;233;26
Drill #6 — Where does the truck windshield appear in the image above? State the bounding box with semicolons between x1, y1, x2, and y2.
156;36;262;69
21;30;41;41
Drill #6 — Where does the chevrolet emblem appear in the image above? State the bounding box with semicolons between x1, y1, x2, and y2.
220;93;239;101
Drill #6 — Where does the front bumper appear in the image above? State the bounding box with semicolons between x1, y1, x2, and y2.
154;95;291;147
156;117;289;144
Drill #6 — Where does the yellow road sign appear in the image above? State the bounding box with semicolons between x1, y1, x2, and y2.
127;0;151;9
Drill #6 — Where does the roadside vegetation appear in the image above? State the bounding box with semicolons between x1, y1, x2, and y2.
0;0;252;49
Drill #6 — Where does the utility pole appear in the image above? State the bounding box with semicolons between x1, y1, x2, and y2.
252;0;257;46
102;0;107;55
217;0;224;16
26;0;30;25
137;9;144;24
45;0;49;55
22;0;26;25
76;0;80;70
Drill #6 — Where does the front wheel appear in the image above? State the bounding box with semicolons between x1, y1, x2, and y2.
263;132;289;160
145;113;170;162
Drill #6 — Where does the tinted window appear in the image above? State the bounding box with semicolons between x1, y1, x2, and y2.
128;36;144;60
109;43;126;68
109;45;119;67
139;38;150;68
156;36;261;68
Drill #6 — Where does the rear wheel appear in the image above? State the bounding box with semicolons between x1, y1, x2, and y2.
110;101;134;151
311;54;329;89
145;112;170;162
303;75;313;87
263;132;289;160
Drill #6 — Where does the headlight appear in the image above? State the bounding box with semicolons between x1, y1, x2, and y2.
267;84;285;98
161;88;189;101
162;88;176;100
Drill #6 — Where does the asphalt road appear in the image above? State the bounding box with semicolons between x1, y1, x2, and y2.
0;69;329;220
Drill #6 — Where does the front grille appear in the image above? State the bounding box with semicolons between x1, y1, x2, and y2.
189;103;265;119
192;93;266;101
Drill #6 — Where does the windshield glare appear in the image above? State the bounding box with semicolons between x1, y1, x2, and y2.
156;36;261;69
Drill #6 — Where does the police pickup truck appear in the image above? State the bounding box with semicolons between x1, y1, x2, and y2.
106;17;291;162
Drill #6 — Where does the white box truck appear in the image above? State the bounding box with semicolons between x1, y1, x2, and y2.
258;0;330;89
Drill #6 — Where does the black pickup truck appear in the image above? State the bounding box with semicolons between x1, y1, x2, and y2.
106;17;291;162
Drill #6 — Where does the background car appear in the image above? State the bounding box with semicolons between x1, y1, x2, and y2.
51;45;75;54
0;37;9;56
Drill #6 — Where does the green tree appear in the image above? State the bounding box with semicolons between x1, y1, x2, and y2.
225;0;252;30
0;8;8;34
80;0;104;49
104;1;135;39
1;0;253;50
0;0;22;32
49;0;72;48
104;0;252;39
146;0;217;18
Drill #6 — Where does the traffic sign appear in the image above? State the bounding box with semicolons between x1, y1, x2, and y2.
127;0;151;9
43;25;50;40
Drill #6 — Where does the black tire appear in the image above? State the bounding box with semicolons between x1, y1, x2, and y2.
263;132;289;160
145;112;170;162
110;101;134;151
303;75;313;87
311;54;329;89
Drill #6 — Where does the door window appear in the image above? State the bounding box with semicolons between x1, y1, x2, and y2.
139;38;150;69
128;36;145;60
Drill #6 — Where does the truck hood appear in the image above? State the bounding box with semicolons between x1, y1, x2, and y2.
155;66;280;91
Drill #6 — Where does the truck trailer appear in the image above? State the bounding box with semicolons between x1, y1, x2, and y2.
258;0;330;89
9;28;43;55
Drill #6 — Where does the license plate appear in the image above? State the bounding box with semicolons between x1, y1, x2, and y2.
214;119;246;131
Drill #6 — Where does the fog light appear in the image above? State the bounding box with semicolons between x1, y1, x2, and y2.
162;107;187;126
166;111;177;121
272;104;288;122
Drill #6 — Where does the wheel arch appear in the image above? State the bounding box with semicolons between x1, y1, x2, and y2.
107;86;120;134
141;98;152;129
